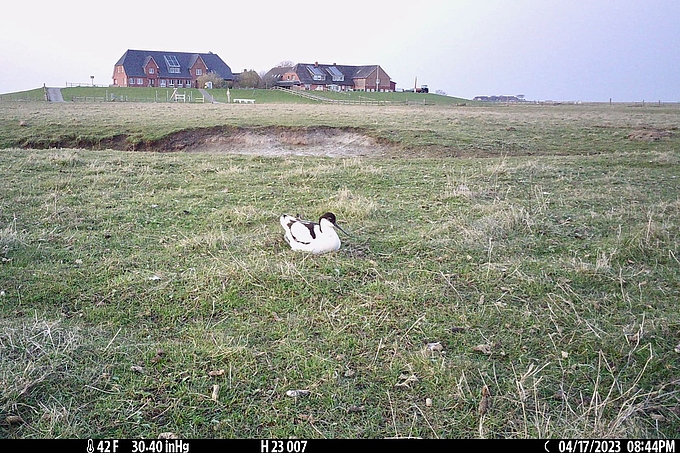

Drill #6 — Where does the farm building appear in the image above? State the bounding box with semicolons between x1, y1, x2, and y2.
112;49;234;89
264;63;396;92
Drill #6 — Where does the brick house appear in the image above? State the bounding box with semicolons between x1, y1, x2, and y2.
112;49;234;88
264;62;396;92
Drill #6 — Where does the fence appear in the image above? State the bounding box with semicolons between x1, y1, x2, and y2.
269;87;435;105
66;82;108;88
69;90;204;103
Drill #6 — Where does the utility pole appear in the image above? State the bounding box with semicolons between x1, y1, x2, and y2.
375;65;380;92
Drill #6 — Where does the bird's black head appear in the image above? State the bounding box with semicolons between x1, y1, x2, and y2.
320;212;337;224
320;212;350;236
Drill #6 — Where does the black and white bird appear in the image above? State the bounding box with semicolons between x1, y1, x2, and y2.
280;212;349;254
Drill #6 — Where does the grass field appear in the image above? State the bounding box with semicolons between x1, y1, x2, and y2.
0;98;679;439
4;86;468;107
55;86;468;105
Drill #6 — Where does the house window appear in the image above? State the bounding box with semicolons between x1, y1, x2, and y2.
196;69;202;76
138;78;144;85
149;68;155;74
160;79;167;87
129;78;135;85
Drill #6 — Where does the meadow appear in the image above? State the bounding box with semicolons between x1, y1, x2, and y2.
0;97;679;439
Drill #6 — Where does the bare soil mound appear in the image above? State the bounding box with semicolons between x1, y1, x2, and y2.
139;126;391;157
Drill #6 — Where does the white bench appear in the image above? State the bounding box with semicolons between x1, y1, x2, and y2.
233;98;255;104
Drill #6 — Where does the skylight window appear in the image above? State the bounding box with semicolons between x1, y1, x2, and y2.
164;55;181;74
307;65;326;81
326;66;344;82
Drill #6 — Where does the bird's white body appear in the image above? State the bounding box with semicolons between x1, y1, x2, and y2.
280;212;345;254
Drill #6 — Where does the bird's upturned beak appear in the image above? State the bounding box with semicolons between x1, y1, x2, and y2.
334;222;350;237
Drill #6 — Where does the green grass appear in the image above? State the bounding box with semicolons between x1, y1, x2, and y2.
1;101;678;155
54;86;467;105
0;101;679;439
0;88;46;102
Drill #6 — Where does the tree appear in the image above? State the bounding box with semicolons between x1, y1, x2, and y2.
236;70;261;89
259;70;271;88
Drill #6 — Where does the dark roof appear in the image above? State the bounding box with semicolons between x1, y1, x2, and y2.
352;66;379;79
115;49;234;80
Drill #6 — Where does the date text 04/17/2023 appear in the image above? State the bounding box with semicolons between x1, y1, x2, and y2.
554;440;676;453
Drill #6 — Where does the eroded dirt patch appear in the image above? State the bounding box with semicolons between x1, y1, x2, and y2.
17;125;396;157
627;128;674;142
141;126;392;157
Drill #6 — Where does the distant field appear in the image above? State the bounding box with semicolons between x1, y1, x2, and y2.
1;99;678;155
0;100;678;439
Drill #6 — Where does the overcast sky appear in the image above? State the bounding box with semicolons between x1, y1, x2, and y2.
1;0;678;101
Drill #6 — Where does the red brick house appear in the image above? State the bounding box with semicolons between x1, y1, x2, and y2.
264;63;396;92
112;49;234;88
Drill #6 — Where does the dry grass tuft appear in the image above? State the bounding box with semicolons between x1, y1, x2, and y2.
328;188;378;220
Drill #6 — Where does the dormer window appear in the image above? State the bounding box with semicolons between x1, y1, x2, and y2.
307;65;326;81
164;55;181;74
327;66;344;82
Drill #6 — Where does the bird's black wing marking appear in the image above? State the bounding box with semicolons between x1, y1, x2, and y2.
303;221;317;239
287;219;316;244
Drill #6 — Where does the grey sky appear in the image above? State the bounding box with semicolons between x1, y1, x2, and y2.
1;0;677;101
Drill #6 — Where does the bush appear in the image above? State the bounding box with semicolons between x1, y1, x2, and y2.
197;72;226;89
